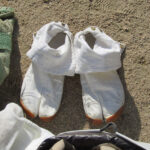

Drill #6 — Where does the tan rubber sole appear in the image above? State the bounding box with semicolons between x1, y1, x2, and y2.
106;106;124;123
39;115;56;122
20;100;35;118
86;105;124;125
20;99;57;122
86;114;103;125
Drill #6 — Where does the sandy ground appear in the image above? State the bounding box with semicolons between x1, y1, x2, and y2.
0;0;150;144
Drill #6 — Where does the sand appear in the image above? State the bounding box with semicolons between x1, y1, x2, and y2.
0;0;150;143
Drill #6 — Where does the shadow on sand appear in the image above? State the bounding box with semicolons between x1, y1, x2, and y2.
0;19;22;110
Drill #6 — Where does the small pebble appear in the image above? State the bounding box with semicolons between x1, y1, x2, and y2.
43;0;49;3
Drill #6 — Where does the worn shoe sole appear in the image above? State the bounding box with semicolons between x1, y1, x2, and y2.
39;115;56;122
85;105;124;125
20;99;36;118
105;105;124;123
86;114;103;125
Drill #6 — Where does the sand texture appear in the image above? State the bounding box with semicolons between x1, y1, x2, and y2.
0;0;150;143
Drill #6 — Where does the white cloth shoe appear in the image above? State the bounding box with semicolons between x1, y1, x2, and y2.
0;103;53;150
20;63;64;120
74;27;125;124
20;22;74;121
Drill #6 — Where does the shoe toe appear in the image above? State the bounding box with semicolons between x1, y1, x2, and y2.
84;101;103;121
39;107;57;122
39;96;59;121
104;105;124;122
20;95;40;118
39;105;57;117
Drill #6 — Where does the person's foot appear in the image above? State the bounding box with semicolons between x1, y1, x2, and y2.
92;143;121;150
50;139;76;150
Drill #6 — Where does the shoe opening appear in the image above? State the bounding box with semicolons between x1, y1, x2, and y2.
85;33;96;49
85;31;114;53
48;32;66;49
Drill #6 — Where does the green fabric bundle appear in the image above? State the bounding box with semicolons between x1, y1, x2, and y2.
0;7;15;85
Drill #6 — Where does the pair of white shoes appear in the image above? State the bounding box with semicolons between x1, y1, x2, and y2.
20;21;125;124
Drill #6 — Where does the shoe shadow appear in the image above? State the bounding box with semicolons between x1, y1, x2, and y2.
0;18;22;110
115;50;141;141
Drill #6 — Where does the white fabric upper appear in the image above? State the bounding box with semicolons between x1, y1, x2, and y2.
27;22;75;76
0;103;53;150
27;23;123;75
21;62;64;118
80;71;124;120
74;27;123;73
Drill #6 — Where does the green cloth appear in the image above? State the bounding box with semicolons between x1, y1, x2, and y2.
0;7;14;19
0;7;14;85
